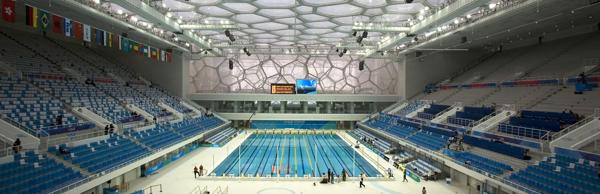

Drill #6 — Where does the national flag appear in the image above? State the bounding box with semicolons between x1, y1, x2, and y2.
137;43;144;55
38;9;51;31
151;47;157;59
160;50;165;61
156;48;160;60
133;44;139;54
52;14;62;34
143;45;149;57
25;5;37;27
165;52;172;63
128;40;135;53
95;29;105;45
2;0;15;23
83;24;91;42
63;17;73;37
121;37;129;51
73;21;82;39
112;35;119;49
107;33;113;47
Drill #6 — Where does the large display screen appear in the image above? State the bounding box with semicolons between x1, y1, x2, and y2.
296;79;317;94
271;83;296;94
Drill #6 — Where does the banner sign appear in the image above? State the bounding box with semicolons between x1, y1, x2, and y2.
46;123;95;135
405;169;421;182
501;79;559;86
145;144;200;176
471;131;541;149
171;151;184;162
145;161;163;175
461;83;497;88
440;85;459;89
117;116;143;124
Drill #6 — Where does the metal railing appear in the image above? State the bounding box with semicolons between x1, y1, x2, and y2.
0;142;40;158
1;116;49;137
505;75;558;83
212;186;228;194
190;185;208;194
551;109;600;141
38;122;95;135
563;58;599;80
468;106;508;128
498;124;549;140
46;129;105;148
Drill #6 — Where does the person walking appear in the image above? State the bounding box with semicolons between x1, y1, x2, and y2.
403;169;408;182
194;166;200;178
422;187;427;194
341;169;347;181
104;125;109;135
327;169;331;183
200;165;204;176
359;174;366;188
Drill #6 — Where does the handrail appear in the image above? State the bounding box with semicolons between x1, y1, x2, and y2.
1;116;48;137
143;184;163;194
551;109;600;141
0;141;40;158
563;58;598;79
505;75;558;83
468;104;513;129
46;129;105;148
38;122;95;132
189;185;208;194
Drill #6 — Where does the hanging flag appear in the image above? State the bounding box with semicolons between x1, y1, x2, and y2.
52;14;62;34
133;43;139;54
95;29;105;45
143;45;149;57
2;0;15;23
121;37;129;51
151;47;157;59
160;50;165;61
137;43;144;55
83;24;91;42
25;5;37;27
113;35;119;49
165;52;172;63
73;21;82;39
128;40;135;53
38;9;51;31
107;32;113;47
156;48;160;60
63;17;73;37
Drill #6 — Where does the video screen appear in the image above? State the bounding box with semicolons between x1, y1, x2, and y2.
296;79;317;94
271;83;296;94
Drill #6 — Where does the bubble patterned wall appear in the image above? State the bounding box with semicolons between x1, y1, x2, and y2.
189;55;398;94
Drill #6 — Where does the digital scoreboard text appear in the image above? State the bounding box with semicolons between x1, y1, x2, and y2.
271;84;296;94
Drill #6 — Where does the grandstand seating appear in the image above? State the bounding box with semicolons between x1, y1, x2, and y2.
130;125;184;149
509;117;561;132
0;30;69;78
473;86;558;110
447;106;494;126
352;128;391;152
498;123;548;139
438;87;498;106
397;100;430;115
405;158;441;176
0;151;85;194
205;127;237;144
130;84;192;114
168;116;224;137
394;151;413;163
454;152;513;175
463;135;526;159
418;104;449;120
407;131;447;151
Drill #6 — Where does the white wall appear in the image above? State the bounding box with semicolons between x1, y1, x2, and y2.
404;49;486;99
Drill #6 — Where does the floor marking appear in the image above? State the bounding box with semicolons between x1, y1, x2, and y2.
256;188;295;194
371;181;404;194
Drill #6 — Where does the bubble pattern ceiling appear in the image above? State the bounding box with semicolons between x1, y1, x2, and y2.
157;0;430;46
189;55;398;94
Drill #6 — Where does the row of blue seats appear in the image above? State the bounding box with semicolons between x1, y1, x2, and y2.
59;136;123;155
498;124;548;139
518;169;595;194
423;104;449;115
463;135;526;159
456;154;504;174
527;165;600;191
464;106;494;115
0;163;63;187
417;112;434;120
12;150;37;160
0;103;62;109
0;167;79;194
386;125;416;138
0;158;55;177
510;117;561;132
422;126;455;137
352;129;391;151
544;157;597;176
407;136;442;151
509;173;567;194
456;111;485;121
521;110;575;124
173;123;203;137
554;153;599;167
78;142;136;168
0;99;61;105
413;132;446;147
462;152;513;170
89;147;148;173
141;131;182;149
398;120;421;129
538;162;600;183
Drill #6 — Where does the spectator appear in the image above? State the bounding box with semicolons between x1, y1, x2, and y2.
85;78;91;85
341;169;347;181
105;125;109;135
194;166;200;178
110;124;115;134
56;115;63;126
327;169;331;183
538;36;543;44
200;165;204;176
153;116;157;124
59;147;70;155
12;138;21;154
569;110;574;114
330;172;334;184
141;164;146;178
422;187;427;194
320;173;328;184
145;118;150;125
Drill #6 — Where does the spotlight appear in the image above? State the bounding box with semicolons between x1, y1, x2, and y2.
335;48;339;52
243;47;248;53
246;52;251;56
229;59;233;70
362;31;368;38
359;61;365;71
225;29;231;37
204;51;208;55
343;48;347;54
352;31;357;36
405;0;414;3
228;36;235;42
338;52;343;57
357;36;363;43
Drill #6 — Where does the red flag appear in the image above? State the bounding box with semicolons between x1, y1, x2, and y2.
165;52;172;63
52;14;62;34
2;0;15;23
73;21;83;39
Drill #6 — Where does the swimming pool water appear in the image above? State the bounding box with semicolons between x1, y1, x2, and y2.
212;133;380;178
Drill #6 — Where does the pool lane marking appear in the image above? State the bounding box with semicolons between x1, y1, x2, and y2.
279;134;286;175
294;134;297;175
302;134;314;177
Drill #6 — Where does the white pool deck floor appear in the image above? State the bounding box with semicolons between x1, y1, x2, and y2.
126;130;473;194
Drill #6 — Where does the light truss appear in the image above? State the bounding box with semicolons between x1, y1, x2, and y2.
179;24;238;30
351;26;410;33
211;43;256;48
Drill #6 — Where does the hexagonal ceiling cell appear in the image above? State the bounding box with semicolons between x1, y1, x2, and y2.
254;0;297;8
302;0;347;6
299;35;319;40
333;16;370;25
364;8;384;16
295;6;313;14
235;14;270;23
252;22;289;31
300;14;328;22
189;0;221;5
320;38;343;42
298;40;320;45
271;30;302;36
353;0;387;7
197;30;220;36
279;37;296;41
317;4;363;17
275;18;302;25
335;26;353;32
197;6;233;16
321;32;349;38
303;29;334;35
258;9;296;18
163;0;195;10
306;22;337;28
173;12;197;20
222;3;258;13
272;41;295;46
386;3;425;14
252;34;280;39
380;14;412;22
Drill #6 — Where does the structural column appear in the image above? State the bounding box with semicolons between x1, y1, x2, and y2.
302;101;308;113
257;101;264;113
326;102;332;114
281;101;287;113
233;101;240;113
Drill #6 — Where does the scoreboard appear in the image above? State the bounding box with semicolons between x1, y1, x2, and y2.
271;84;296;94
